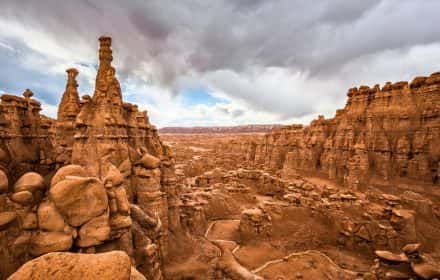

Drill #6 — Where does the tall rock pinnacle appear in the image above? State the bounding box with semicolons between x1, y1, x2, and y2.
91;36;123;124
58;68;80;121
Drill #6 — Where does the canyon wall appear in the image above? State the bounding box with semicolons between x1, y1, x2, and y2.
0;90;55;181
244;74;440;188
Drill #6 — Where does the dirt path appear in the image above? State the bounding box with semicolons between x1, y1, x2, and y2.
251;250;359;275
204;211;361;279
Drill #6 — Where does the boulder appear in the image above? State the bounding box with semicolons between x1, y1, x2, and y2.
130;267;147;280
29;232;73;256
14;172;45;193
110;214;132;230
104;165;124;187
375;250;409;263
411;256;440;279
136;153;160;169
50;164;88;187
49;176;108;226
12;234;32;256
390;208;417;242
21;212;38;230
8;251;137;280
403;243;421;255
0;211;17;230
10;191;34;205
38;200;66;232
76;211;110;247
0;169;8;193
402;191;433;217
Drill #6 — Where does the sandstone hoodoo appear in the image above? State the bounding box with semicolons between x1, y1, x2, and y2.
0;36;179;280
1;35;439;280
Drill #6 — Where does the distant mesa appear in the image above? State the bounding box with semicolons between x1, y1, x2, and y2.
159;124;282;134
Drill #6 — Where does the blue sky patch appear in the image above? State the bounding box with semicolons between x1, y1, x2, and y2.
177;87;227;106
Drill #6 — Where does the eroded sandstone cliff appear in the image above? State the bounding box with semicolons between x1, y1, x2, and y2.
0;36;180;280
243;75;440;188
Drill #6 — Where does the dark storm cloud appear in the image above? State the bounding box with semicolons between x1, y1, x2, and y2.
0;0;440;123
3;0;439;78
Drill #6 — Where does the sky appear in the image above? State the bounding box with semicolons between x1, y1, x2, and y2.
0;0;440;127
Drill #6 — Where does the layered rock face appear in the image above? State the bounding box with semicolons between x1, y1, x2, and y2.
0;90;55;180
249;75;440;187
0;37;180;280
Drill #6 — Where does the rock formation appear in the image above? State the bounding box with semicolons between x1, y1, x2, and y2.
0;90;55;181
217;75;440;188
160;120;440;279
54;68;80;166
8;251;146;280
0;36;180;280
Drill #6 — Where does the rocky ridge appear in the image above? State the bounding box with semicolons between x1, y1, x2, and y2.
159;125;281;134
222;74;440;189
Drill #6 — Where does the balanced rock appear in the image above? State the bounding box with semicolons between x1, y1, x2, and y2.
10;191;34;205
14;172;45;193
8;251;145;280
375;250;409;263
403;243;421;255
50;164;88;187
136;153;161;169
29;232;73;256
49;176;108;226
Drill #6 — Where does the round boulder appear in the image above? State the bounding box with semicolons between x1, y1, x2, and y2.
14;172;45;193
136;153;160;169
8;251;140;280
49;176;108;226
29;232;72;256
51;164;88;188
38;200;66;232
11;191;34;205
